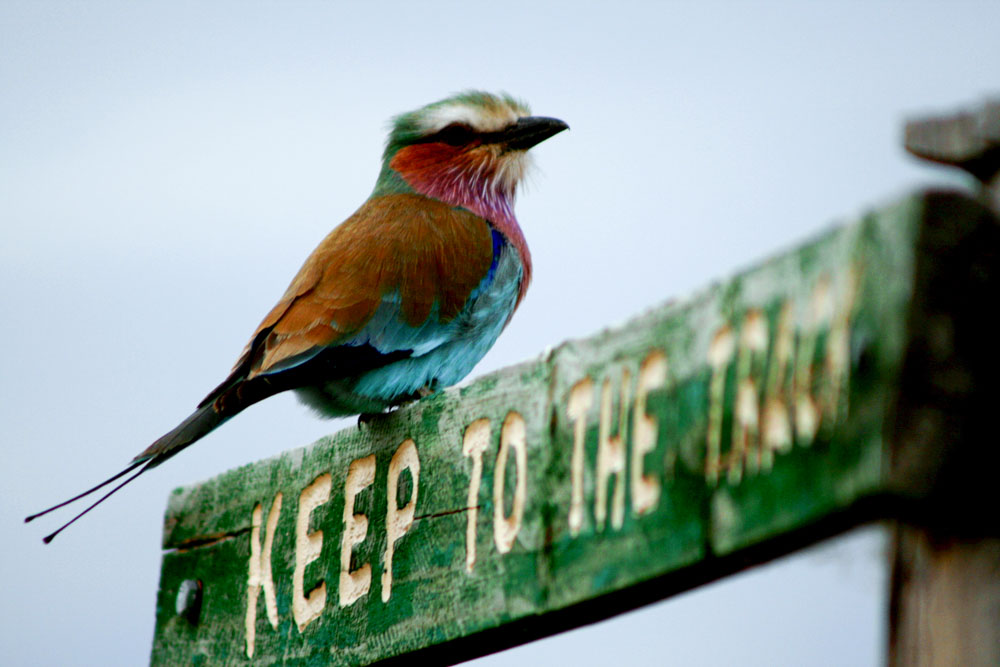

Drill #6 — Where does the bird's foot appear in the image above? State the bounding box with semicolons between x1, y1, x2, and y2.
358;386;436;428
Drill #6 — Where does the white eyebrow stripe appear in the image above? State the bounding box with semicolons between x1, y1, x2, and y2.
419;103;520;134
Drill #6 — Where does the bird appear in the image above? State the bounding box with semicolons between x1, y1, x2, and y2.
26;91;568;543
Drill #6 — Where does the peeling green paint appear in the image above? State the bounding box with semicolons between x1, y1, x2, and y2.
152;192;991;665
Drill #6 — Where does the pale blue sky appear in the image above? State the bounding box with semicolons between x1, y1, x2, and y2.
2;2;996;665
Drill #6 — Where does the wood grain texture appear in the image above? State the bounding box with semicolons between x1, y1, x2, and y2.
151;191;998;665
889;529;1000;667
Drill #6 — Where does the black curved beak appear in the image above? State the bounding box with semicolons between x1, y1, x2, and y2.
496;116;570;151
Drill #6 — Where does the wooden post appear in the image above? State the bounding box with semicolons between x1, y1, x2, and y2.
889;530;1000;666
885;99;1000;667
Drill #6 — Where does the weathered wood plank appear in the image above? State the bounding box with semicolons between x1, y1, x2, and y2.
151;190;998;666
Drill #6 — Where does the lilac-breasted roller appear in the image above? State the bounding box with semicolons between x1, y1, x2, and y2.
28;91;568;542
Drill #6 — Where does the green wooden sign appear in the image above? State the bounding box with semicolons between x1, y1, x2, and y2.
151;191;999;665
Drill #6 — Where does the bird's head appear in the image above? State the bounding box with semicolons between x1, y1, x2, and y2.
375;91;568;222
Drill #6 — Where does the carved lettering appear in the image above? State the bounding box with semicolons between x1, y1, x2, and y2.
706;325;735;484
245;493;282;658
596;371;630;530
566;378;594;536
632;351;666;515
493;411;527;553
728;309;768;482
761;300;795;468
293;474;331;632
794;277;833;444
340;455;375;607
233;261;865;651
382;439;419;602
461;419;491;571
706;270;860;483
820;266;858;431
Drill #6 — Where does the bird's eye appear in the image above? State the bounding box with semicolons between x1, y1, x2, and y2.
435;123;476;146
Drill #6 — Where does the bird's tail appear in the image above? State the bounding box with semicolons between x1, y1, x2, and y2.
27;331;372;543
133;401;229;466
25;403;227;543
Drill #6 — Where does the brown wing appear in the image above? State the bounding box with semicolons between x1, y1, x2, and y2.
230;192;496;382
